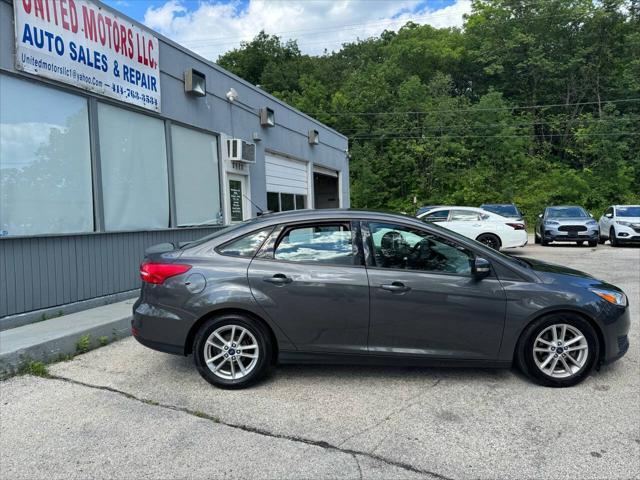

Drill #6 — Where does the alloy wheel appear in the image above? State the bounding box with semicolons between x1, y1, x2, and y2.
533;323;589;378
203;325;260;380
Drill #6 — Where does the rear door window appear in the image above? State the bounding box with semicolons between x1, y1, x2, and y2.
449;210;481;221
273;223;355;265
216;228;273;257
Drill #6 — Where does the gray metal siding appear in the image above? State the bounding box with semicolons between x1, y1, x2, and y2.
0;228;220;317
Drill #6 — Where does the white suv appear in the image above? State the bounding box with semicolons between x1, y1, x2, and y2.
598;205;640;246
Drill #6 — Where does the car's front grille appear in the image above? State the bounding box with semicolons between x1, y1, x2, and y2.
559;225;587;232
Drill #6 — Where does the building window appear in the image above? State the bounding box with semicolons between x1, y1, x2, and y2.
98;103;169;231
0;75;93;236
171;125;221;226
266;192;307;212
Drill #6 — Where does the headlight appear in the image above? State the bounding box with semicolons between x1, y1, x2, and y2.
616;220;633;227
587;220;597;225
545;220;559;226
590;288;628;307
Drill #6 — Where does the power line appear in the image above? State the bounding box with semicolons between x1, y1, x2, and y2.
307;98;640;117
336;114;640;134
348;132;640;140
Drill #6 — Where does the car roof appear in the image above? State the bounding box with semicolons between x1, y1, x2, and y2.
480;203;516;206
246;208;425;225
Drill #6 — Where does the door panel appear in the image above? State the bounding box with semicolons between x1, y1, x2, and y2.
247;222;369;353
367;269;506;358
365;221;506;360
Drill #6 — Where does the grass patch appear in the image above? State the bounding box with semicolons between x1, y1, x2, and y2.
75;334;92;353
19;360;49;377
98;336;109;346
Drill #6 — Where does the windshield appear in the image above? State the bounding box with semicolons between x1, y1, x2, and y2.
547;206;588;218
481;204;519;217
180;217;264;248
617;206;640;217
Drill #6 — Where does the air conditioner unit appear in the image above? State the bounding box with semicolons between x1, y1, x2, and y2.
226;139;256;163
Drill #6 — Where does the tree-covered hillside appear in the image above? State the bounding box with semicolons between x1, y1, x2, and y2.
218;0;640;221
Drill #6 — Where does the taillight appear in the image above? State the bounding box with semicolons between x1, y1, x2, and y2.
140;262;192;284
506;223;525;230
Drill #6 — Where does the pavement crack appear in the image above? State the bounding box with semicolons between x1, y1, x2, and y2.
338;378;442;449
45;374;453;480
352;453;363;480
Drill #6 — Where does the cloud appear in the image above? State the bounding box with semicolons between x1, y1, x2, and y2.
143;0;472;60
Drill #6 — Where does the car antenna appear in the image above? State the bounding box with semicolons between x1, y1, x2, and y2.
243;194;270;216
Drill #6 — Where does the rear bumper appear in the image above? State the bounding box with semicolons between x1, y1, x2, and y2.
131;297;192;356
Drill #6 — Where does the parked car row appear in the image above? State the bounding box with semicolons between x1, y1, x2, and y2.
416;203;639;250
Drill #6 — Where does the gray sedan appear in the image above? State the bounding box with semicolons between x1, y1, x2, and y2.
132;209;629;389
535;206;599;246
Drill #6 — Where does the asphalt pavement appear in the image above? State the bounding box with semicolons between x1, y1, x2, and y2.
1;239;639;479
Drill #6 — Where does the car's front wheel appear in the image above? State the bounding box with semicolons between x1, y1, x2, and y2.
610;227;619;247
516;313;598;387
193;314;272;389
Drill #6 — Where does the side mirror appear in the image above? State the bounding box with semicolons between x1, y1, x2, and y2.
473;257;491;278
605;213;613;219
537;213;543;219
589;213;594;218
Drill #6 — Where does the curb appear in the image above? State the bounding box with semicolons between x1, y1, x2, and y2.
0;299;135;377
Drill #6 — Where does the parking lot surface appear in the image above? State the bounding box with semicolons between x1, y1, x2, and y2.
2;240;639;479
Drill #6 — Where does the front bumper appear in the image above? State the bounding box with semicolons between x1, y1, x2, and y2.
544;228;599;242
613;224;640;242
601;305;631;365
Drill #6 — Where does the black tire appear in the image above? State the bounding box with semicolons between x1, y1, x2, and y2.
541;231;550;246
598;234;605;244
588;240;598;248
476;233;501;251
193;314;272;389
610;227;619;247
534;232;541;244
516;313;599;388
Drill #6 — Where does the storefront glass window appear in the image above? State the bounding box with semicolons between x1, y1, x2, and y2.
0;75;93;236
171;125;221;226
98;103;169;231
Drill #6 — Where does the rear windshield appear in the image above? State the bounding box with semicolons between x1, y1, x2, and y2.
617;206;640;217
481;205;519;216
547;207;588;218
181;217;264;249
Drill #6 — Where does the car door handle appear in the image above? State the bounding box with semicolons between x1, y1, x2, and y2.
263;274;293;285
380;282;411;293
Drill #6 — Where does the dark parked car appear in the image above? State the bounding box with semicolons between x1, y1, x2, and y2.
133;209;629;389
535;206;599;247
480;203;526;228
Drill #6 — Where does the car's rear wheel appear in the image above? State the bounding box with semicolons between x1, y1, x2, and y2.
541;233;550;246
476;233;501;250
194;314;272;389
610;227;619;247
516;313;598;388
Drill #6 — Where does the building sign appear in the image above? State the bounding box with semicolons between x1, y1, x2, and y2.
229;179;243;222
13;0;161;112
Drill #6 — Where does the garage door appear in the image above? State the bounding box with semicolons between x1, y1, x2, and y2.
265;154;309;211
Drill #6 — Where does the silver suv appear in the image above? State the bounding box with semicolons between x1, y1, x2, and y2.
598;205;640;246
535;206;599;247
